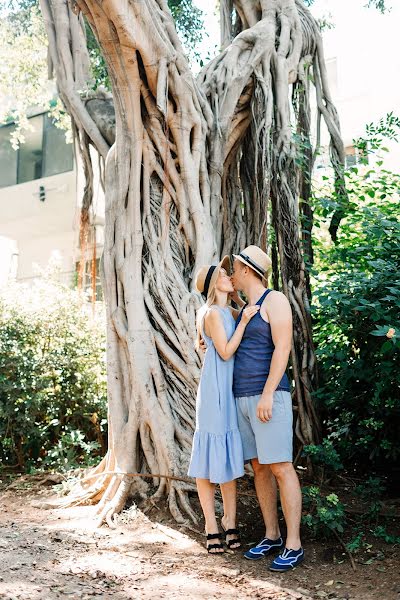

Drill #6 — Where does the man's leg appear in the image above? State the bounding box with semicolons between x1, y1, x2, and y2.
251;458;281;540
269;462;302;550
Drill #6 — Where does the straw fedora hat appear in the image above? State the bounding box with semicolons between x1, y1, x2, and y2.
195;255;231;300
232;245;271;283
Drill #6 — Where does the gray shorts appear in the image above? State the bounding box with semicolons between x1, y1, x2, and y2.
235;391;293;464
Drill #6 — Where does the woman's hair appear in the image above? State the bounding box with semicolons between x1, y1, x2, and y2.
195;286;217;351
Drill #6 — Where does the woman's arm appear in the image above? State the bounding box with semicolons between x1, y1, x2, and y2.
205;306;259;360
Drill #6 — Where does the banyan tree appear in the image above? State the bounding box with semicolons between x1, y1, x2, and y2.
39;0;345;524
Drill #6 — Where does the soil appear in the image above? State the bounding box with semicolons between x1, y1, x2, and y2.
0;475;399;600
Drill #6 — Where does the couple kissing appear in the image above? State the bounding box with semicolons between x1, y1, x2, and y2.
187;245;304;572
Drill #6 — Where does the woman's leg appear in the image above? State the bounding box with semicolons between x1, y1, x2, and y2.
196;478;223;553
220;479;240;548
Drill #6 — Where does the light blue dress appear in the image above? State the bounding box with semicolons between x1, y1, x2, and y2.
188;305;244;484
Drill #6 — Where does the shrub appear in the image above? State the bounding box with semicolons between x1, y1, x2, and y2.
312;169;400;470
302;486;346;537
0;278;107;471
303;439;343;472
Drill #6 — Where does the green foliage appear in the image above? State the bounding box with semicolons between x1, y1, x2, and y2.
371;525;400;544
85;0;205;89
85;22;111;91
354;476;386;500
365;0;392;14
347;525;400;556
168;0;204;64
353;112;400;164
1;0;204;135
0;278;107;472
312;142;400;469
346;530;368;554
302;486;346;537
353;476;387;522
303;439;343;471
0;2;54;143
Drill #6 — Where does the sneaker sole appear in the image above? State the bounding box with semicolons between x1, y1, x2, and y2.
269;556;304;572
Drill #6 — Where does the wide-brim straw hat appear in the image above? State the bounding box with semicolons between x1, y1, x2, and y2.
232;245;271;283
195;255;231;300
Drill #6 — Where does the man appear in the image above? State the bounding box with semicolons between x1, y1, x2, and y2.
230;245;304;572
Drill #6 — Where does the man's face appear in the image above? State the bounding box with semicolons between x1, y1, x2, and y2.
231;259;245;291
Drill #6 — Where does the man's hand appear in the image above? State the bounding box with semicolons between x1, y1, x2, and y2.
256;392;274;422
199;337;207;353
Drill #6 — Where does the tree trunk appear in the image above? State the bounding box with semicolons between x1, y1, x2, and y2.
40;0;345;524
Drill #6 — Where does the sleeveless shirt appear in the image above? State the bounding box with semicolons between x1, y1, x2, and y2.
232;289;290;396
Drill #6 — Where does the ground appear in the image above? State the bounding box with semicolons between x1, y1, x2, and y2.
0;475;399;600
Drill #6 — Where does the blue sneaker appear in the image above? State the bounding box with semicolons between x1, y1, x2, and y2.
269;547;304;571
244;536;284;560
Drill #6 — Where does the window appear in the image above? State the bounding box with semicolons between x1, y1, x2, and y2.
43;115;73;177
18;115;44;184
0;113;74;188
0;124;18;187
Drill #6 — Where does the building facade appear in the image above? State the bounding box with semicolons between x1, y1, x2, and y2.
0;110;104;296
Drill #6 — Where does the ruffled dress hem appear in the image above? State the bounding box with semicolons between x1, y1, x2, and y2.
187;428;244;484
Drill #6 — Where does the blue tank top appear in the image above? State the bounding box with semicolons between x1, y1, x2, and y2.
233;289;290;397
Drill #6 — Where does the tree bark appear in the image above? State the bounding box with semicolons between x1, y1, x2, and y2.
40;0;345;523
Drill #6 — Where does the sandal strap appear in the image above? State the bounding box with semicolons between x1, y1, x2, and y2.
207;543;224;550
206;533;221;540
224;528;239;536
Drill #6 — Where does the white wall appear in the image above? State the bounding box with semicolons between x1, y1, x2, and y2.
0;170;79;285
0;141;105;288
315;0;400;169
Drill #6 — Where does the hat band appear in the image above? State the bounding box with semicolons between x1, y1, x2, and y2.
239;252;265;277
202;265;216;300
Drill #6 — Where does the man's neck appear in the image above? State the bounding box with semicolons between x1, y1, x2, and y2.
243;282;268;306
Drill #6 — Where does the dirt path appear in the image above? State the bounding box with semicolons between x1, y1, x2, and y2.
0;481;399;600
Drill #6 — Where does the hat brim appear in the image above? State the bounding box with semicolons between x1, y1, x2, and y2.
232;253;269;282
205;255;231;299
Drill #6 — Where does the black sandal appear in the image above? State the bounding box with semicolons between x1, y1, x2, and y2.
222;527;241;550
206;532;224;554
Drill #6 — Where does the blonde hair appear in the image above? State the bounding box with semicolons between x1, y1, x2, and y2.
195;287;217;351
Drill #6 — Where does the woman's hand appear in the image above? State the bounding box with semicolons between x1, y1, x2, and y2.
241;305;260;325
199;337;207;353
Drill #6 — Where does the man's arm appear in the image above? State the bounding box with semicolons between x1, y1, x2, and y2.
256;291;292;423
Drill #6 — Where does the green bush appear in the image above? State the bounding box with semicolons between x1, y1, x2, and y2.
303;439;343;472
312;168;400;470
0;278;107;472
302;486;346;537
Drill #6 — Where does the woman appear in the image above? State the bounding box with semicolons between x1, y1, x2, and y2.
188;256;259;554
